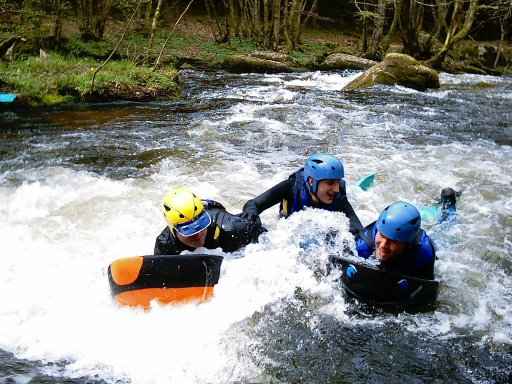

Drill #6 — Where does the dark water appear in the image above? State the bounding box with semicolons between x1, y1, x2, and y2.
0;70;511;383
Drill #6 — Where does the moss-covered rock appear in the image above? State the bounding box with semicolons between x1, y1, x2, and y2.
444;40;511;75
222;54;298;73
320;53;378;70
344;53;440;91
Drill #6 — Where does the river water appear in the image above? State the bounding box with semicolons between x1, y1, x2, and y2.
0;70;511;383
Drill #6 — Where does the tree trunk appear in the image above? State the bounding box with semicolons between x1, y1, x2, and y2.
264;0;271;48
282;0;292;51
204;0;228;43
144;1;153;36
364;0;387;60
53;14;63;44
381;0;401;54
361;0;368;53
271;0;281;50
288;0;303;49
147;0;165;59
421;0;450;57
494;1;512;68
302;0;319;28
429;0;479;67
77;0;113;41
399;0;424;57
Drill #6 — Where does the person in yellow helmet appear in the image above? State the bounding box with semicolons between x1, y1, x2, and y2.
154;188;265;255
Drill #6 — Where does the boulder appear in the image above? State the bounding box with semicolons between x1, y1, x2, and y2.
321;53;378;70
344;53;440;91
222;53;298;73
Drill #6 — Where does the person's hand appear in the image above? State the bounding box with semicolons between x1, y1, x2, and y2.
240;208;261;227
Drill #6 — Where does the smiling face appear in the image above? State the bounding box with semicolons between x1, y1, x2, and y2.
309;178;340;205
375;230;407;262
175;227;208;248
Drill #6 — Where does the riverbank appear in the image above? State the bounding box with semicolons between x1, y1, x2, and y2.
1;16;511;108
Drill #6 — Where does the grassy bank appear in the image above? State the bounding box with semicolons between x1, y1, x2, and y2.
0;52;179;107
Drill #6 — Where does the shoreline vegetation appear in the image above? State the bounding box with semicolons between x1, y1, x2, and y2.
1;1;511;108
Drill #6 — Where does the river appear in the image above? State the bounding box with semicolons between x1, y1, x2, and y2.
0;70;511;383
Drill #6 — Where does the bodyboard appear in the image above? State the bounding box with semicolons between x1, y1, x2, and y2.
329;254;439;310
108;254;223;308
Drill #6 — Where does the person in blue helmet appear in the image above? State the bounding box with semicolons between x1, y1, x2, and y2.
356;201;436;279
241;152;363;234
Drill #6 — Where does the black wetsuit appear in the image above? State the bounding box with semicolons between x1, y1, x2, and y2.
154;203;265;255
242;169;363;234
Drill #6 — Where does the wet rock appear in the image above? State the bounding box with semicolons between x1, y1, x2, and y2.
344;53;440;91
320;53;378;70
222;53;298;73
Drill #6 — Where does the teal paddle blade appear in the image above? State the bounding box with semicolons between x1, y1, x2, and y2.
354;173;375;191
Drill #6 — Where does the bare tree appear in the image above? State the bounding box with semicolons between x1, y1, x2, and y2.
204;0;309;51
147;0;165;59
428;0;480;67
358;0;389;60
77;0;114;41
399;0;425;57
490;0;512;67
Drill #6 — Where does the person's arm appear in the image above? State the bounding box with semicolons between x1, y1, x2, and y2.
241;178;293;223
216;210;266;252
415;262;435;280
414;233;437;279
338;197;363;235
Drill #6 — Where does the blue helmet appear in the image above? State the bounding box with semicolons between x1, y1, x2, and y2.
376;201;421;243
303;153;344;193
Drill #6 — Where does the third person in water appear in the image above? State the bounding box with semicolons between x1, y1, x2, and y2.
241;152;363;234
355;201;437;279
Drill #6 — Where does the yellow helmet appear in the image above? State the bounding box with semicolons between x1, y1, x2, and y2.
162;188;211;236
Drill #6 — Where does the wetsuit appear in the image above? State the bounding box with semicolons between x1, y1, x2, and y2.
356;223;436;279
242;169;363;234
154;200;265;255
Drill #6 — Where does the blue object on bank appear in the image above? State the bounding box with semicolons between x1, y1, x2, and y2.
0;94;17;103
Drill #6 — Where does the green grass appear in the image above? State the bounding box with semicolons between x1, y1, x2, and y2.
0;52;178;105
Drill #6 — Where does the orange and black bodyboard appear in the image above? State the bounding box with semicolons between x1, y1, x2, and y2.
107;254;223;308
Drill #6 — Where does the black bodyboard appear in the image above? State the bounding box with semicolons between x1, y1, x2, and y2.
329;254;439;310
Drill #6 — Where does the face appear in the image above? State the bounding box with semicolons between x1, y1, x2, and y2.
375;230;407;262
309;178;340;205
175;227;208;248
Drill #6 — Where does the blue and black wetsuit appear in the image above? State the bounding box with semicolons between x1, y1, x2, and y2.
356;223;436;280
242;169;363;234
154;200;265;255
